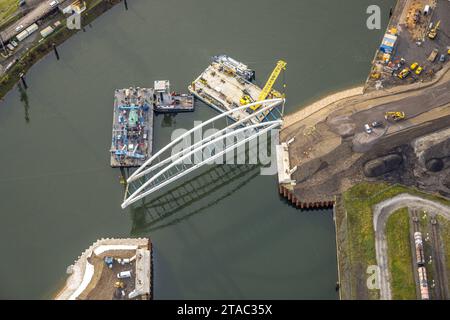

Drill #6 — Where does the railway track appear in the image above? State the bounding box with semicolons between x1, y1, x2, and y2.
410;208;422;300
429;214;448;299
413;207;448;300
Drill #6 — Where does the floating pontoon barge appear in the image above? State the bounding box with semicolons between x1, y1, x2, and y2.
110;82;194;167
153;80;194;113
110;87;153;168
188;55;284;123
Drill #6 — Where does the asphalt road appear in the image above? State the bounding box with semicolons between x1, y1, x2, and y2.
352;78;450;127
349;76;450;151
372;193;450;300
0;0;52;43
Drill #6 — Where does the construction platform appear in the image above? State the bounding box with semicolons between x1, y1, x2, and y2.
153;80;194;113
110;87;153;168
188;55;285;123
55;238;152;300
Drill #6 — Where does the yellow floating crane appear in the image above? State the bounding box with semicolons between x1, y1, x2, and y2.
240;60;287;111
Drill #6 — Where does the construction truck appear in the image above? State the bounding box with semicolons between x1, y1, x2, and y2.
371;71;381;80
239;95;253;105
398;68;410;79
428;48;439;62
428;20;440;40
241;60;287;110
385;111;406;122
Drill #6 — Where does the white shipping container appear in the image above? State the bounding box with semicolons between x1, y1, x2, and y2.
16;30;30;42
25;23;39;35
40;26;54;38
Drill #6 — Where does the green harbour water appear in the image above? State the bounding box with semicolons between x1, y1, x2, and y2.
0;0;394;299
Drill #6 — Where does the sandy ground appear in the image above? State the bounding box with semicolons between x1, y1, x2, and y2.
282;86;364;128
279;64;450;203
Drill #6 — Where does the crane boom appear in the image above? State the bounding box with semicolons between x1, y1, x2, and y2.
428;20;440;39
249;60;287;111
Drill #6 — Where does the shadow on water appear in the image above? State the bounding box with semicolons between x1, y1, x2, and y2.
18;83;30;123
129;164;260;235
159;113;177;127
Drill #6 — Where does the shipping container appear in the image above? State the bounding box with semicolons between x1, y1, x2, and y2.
16;30;29;42
380;33;398;54
25;23;39;35
40;26;54;38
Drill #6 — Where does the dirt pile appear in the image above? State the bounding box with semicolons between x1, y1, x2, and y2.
363;154;404;177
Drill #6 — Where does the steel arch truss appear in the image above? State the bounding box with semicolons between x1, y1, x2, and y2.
122;98;284;209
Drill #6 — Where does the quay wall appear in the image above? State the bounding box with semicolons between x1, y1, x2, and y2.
279;185;334;209
55;237;150;300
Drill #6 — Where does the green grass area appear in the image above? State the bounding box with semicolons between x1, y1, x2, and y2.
386;208;416;300
0;0;18;25
339;182;450;299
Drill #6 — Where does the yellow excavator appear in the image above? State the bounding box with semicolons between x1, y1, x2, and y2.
428;20;440;40
240;60;287;111
385;111;406;122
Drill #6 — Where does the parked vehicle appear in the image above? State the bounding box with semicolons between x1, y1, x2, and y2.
398;68;410;79
439;54;446;62
371;121;383;128
117;271;132;279
428;20;440;40
415;66;423;75
428;48;439;62
10;40;18;47
410;62;419;70
364;124;373;134
15;25;24;32
49;0;59;8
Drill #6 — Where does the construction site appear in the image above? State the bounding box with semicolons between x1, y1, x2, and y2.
55;238;152;300
366;0;450;91
278;1;450;208
276;0;450;301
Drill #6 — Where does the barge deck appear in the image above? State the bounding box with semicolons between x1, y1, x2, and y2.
188;55;283;123
110;87;153;168
153;80;194;113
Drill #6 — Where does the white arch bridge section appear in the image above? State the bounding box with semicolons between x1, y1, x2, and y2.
121;98;285;209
